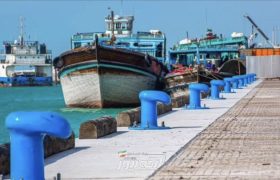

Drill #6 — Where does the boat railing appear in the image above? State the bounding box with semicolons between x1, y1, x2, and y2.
3;40;39;46
132;33;164;39
72;32;104;41
176;36;247;51
175;45;241;52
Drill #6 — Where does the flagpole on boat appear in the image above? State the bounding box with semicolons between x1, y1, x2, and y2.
196;42;200;83
110;10;116;45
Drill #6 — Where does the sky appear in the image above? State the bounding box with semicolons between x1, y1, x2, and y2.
0;0;280;57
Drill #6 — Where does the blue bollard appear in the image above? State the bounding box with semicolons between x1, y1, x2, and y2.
6;112;71;180
223;78;235;93
252;73;257;81
246;74;251;84
247;74;253;84
232;77;239;89
130;90;171;130
239;77;245;87
243;75;247;84
242;75;248;86
233;75;244;88
210;80;225;99
249;74;254;83
187;83;209;109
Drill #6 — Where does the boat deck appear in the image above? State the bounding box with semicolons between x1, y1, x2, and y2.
45;79;269;179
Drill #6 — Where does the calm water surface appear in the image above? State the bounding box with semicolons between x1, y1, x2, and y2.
0;85;128;144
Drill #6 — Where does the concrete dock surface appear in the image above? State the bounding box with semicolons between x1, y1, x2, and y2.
45;79;266;179
150;79;280;179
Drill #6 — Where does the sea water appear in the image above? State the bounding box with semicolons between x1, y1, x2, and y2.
0;86;128;144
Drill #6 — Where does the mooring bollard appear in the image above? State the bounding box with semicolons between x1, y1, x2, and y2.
247;75;251;84
232;77;239;89
252;73;257;81
6;112;71;180
223;77;234;93
249;73;256;82
130;90;171;130
247;74;253;84
187;83;209;109
210;80;225;99
249;74;254;83
242;75;248;86
233;75;244;88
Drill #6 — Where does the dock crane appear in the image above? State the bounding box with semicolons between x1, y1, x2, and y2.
244;15;277;48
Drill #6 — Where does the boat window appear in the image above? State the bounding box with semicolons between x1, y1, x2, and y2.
74;42;81;49
116;23;121;29
121;23;127;30
133;43;153;47
156;43;163;57
116;42;130;47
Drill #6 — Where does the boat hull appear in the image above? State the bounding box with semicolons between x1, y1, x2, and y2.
0;76;52;87
60;61;158;108
55;42;168;108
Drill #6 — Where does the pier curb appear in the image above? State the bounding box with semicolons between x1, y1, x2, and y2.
116;103;172;127
79;116;117;139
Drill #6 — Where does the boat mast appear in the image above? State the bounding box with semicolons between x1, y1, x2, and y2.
19;16;24;46
110;10;116;45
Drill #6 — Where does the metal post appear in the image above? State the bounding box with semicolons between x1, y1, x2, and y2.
210;80;225;99
187;83;209;109
6;112;71;180
129;90;171;130
223;78;234;93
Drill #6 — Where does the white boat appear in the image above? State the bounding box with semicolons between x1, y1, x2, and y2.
0;18;52;86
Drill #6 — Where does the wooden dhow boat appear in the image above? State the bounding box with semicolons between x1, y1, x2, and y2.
164;59;246;99
53;38;168;108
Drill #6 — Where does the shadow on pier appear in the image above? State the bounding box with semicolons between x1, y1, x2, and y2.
45;146;89;165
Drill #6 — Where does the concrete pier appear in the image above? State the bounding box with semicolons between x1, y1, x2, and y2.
150;79;280;179
45;79;268;179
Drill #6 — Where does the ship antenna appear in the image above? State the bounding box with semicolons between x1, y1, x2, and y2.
19;16;25;46
120;0;123;16
205;9;208;29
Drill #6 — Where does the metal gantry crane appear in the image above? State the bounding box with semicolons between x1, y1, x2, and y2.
244;15;277;48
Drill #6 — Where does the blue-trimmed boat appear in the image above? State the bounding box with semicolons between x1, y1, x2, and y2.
54;12;168;108
169;29;248;66
0;18;52;86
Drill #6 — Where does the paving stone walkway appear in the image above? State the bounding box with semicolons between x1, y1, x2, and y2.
149;80;280;179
